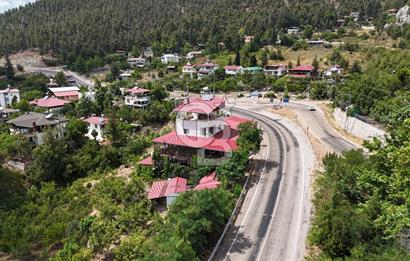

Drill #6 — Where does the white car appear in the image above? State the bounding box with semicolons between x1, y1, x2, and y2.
308;106;316;111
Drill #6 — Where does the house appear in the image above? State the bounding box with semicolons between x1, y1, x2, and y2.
148;177;188;206
324;65;343;77
187;51;202;60
337;19;346;27
84;115;108;141
244;35;255;44
194;172;220;190
287;27;300;35
124;87;150;108
7;112;68;146
48;87;81;101
224;65;243;76
30;97;70;112
0;88;20;108
119;70;132;80
149;89;251;164
182;63;196;76
288;65;316;78
143;47;154;58
241;67;263;74
307;40;325;47
127;57;147;68
0;108;19;123
161;54;179;64
197;60;219;79
350;12;360;21
264;64;287;76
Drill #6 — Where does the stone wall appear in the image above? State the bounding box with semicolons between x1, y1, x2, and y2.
333;108;386;141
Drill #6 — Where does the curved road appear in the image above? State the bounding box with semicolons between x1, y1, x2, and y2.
213;107;314;261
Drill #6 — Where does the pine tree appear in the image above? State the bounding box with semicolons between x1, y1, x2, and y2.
5;54;15;80
234;51;241;66
312;55;319;72
250;55;257;67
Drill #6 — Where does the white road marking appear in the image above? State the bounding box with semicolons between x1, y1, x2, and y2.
225;128;270;260
256;121;287;261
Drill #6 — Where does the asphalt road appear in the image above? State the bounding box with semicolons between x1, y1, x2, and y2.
25;66;94;88
213;107;315;261
287;101;356;153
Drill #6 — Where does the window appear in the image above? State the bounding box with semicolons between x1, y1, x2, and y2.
201;128;207;136
184;129;189;135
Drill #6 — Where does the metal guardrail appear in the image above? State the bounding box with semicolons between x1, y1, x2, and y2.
207;159;255;261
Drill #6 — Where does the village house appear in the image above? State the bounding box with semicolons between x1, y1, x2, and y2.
148;177;188;207
194;172;220;190
0;108;19;123
161;54;180;64
141;89;250;165
7;112;68;146
287;27;300;35
187;51;202;60
324;65;343;77
124;87;150;108
30;97;70;112
264;64;287;77
143;47;154;58
244;35;255;44
307;40;325;47
241;66;263;74
182;63;196;76
127;57;147;68
197;60;219;79
288;65;316;78
337;19;346;27
224;65;243;76
48;86;81;101
0;88;20;108
84;115;108;141
119;70;132;80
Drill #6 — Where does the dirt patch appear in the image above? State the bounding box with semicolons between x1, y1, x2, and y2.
0;49;51;68
317;103;363;147
116;165;134;181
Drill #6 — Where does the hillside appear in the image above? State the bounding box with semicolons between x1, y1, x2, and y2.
0;0;403;63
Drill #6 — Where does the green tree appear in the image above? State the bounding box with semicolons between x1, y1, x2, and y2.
66;118;88;148
303;25;314;39
234;50;241;66
55;71;68;87
250;54;257;67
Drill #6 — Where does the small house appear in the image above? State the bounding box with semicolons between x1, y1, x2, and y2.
288;65;315;78
182;63;196;76
0;88;20;108
48;87;81;101
30;97;70;112
148;177;188;207
224;65;243;76
127;57;147;68
84;116;108;141
124;87;150;108
161;54;179;64
7;112;68;146
264;64;287;77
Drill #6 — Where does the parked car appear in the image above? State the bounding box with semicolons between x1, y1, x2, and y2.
308;106;316;111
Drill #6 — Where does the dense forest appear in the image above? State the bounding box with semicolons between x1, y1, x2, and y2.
0;0;405;64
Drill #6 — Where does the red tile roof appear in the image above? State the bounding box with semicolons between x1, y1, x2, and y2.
154;130;238;152
224;115;251;130
53;91;80;97
139;156;154;166
148;177;188;199
84;116;108;125
127;87;150;94
289;65;314;72
224;65;242;70
194;172;220;190
30;98;70;108
174;97;225;114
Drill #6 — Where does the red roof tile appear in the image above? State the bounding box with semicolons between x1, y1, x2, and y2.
30;98;70;108
139;156;154;166
174;97;225;114
53;91;80;97
194;172;220;190
148;177;188;199
224;115;251;130
289;65;314;72
127;87;150;94
84;116;108;125
224;65;242;70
